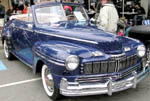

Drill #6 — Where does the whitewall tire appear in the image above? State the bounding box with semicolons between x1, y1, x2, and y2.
41;65;61;100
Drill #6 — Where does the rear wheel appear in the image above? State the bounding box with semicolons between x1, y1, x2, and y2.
41;65;61;100
4;39;13;60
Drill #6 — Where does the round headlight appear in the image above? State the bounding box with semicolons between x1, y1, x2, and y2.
66;55;79;71
137;45;146;57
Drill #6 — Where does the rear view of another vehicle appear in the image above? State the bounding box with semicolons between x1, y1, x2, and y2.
127;25;150;61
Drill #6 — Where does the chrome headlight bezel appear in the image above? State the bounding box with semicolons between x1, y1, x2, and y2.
65;55;79;71
137;45;146;57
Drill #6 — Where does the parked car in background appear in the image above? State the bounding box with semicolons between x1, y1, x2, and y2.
1;2;149;101
127;25;150;60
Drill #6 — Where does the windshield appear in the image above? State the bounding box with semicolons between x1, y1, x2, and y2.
35;4;88;25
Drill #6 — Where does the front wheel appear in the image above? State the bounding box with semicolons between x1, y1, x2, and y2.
41;65;61;101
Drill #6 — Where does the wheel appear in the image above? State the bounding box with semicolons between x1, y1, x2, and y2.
41;65;61;100
4;39;13;60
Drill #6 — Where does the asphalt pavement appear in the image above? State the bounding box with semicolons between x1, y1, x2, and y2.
0;40;150;101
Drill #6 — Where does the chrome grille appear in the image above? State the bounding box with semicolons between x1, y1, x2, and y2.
121;65;142;78
78;65;142;83
108;61;116;73
84;63;92;75
83;55;138;75
119;55;137;71
93;62;101;74
76;75;117;83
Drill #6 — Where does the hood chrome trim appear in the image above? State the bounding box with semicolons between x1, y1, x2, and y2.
35;31;98;44
110;53;126;58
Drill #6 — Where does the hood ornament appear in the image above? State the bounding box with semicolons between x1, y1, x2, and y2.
124;47;131;52
92;51;104;57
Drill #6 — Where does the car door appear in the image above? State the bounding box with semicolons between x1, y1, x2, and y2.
9;18;33;66
10;20;25;52
10;20;33;66
17;8;38;66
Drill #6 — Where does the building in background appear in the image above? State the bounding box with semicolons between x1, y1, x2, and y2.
1;0;150;19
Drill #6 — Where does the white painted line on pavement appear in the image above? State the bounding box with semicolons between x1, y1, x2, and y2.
0;78;42;89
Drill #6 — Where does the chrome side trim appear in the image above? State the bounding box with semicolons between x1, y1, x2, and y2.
18;27;34;32
34;50;64;63
24;28;34;32
35;31;98;44
35;51;65;66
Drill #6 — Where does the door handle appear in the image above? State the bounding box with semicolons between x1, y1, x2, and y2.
27;24;33;30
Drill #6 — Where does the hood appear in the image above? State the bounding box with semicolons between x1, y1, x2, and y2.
40;22;124;54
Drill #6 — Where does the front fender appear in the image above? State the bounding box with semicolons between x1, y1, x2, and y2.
33;40;102;76
33;40;99;62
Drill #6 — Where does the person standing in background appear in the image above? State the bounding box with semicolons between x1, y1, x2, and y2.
133;2;146;25
0;0;5;28
97;0;119;34
134;2;145;15
6;6;14;21
22;2;29;14
0;0;5;19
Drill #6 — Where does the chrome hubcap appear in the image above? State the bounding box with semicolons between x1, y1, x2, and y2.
42;65;54;96
45;70;54;92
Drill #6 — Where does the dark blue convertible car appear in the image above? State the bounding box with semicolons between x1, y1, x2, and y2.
1;1;149;100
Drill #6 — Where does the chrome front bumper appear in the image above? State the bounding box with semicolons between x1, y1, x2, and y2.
60;64;149;97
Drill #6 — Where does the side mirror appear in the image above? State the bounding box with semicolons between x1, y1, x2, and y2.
27;24;33;29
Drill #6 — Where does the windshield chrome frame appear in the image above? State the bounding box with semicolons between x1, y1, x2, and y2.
33;3;90;27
